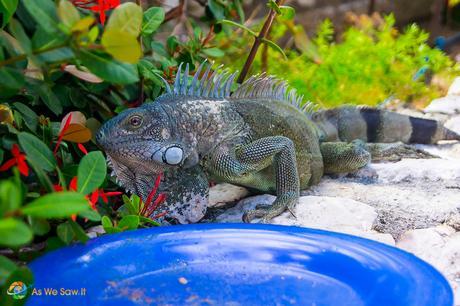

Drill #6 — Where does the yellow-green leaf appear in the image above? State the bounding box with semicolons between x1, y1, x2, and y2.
0;104;14;125
261;38;287;60
101;29;142;64
71;16;95;33
58;0;80;28
219;20;257;37
106;2;142;37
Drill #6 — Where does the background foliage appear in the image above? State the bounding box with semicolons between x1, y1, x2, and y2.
0;0;457;302
218;13;458;108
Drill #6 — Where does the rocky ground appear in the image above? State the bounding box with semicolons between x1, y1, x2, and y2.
206;79;460;304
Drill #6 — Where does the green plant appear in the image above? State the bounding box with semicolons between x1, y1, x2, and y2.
217;14;458;108
0;0;244;299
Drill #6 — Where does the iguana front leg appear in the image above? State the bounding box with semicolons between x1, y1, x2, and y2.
204;136;300;223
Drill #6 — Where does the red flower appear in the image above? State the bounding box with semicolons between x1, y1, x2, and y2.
54;176;122;211
53;113;73;156
77;143;88;155
140;173;167;219
0;144;29;176
71;0;120;25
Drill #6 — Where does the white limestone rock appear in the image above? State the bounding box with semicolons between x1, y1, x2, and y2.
424;77;460;114
396;226;460;305
86;225;105;239
372;158;460;184
215;194;395;245
445;115;460;135
424;96;460;115
448;77;460;95
208;183;249;208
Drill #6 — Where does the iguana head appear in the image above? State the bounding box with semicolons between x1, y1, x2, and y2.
96;102;186;192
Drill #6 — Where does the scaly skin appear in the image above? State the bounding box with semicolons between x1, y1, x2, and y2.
96;63;460;224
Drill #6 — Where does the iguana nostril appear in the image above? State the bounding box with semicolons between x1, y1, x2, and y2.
164;146;183;165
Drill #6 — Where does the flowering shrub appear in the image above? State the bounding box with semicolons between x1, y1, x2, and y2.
0;0;241;293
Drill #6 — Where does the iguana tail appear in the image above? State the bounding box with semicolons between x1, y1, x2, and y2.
312;106;460;144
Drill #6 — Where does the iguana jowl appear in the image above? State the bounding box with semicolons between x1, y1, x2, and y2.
96;62;460;224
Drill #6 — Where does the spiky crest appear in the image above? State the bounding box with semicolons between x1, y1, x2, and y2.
159;61;316;114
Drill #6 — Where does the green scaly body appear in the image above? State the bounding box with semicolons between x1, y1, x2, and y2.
96;62;460;224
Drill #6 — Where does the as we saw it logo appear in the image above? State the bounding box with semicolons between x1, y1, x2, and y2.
7;281;28;300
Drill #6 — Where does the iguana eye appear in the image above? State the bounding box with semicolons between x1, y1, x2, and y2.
129;115;143;127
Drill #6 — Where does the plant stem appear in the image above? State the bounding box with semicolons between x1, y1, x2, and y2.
368;0;376;15
0;44;67;68
237;0;285;84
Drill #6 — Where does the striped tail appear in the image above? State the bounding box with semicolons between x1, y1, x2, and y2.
312;106;460;144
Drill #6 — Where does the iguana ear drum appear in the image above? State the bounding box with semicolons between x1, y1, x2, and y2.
163;146;183;165
151;146;184;165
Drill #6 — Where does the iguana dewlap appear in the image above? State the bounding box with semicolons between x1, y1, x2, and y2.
96;62;460;224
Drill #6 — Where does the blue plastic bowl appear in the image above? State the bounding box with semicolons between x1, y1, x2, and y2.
27;224;453;306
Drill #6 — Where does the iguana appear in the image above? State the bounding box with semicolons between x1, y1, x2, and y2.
96;62;460;224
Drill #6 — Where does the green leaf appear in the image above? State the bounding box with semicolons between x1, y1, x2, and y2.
201;47;225;57
166;35;179;53
101;29;142;64
267;0;281;14
0;0;18;28
0;255;17;286
150;41;168;57
57;222;74;244
138;59;164;86
79;50;139;84
101;215;113;229
37;83;63;115
22;0;59;33
234;0;245;22
220;20;257;37
279;6;295;20
21;192;90;218
118;215;139;231
78;209;101;221
139;216;160;226
121;194;138;215
0;67;25;98
262;38;287;60
69;220;89;243
0;218;33;247
208;0;225;20
77;151;107;195
142;7;165;35
32;27;73;62
26;158;54;193
45;236;65;252
18;132;56;172
57;0;81;28
8;18;31;53
14;102;38;132
0;180;22;216
106;2;142;36
29;217;50;235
